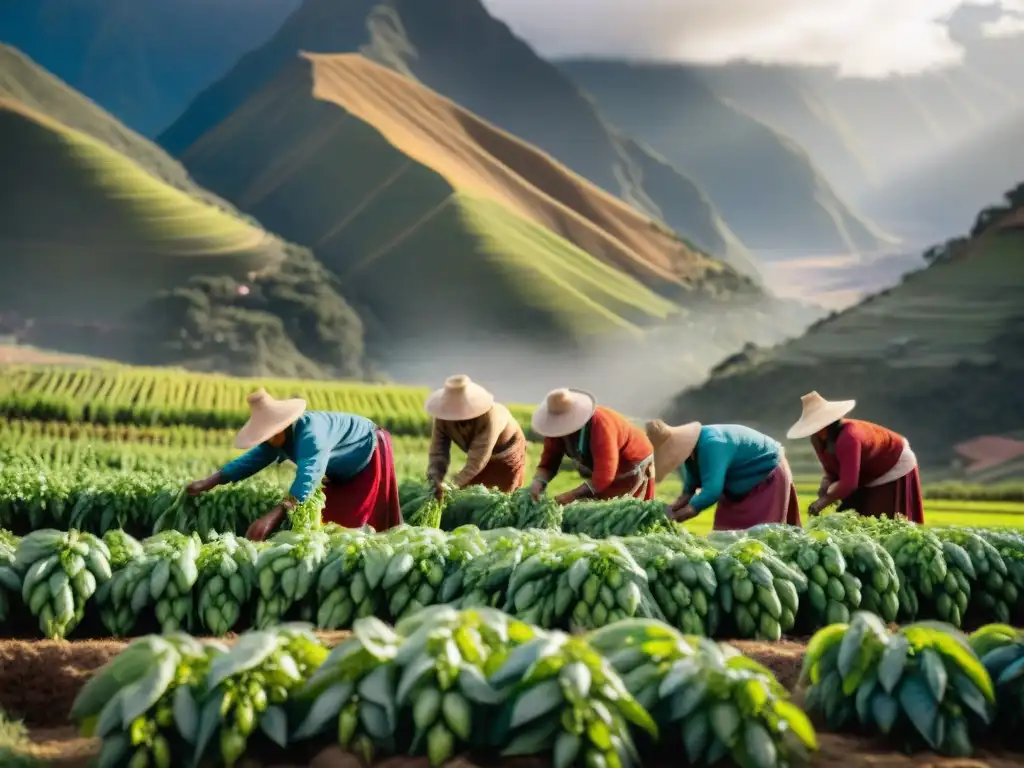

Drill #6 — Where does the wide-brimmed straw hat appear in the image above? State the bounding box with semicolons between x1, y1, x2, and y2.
646;419;702;479
786;391;856;440
531;388;597;438
234;389;306;449
424;375;495;421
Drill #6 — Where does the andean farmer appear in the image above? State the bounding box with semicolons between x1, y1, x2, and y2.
647;420;801;530
787;391;925;523
425;375;527;496
528;388;655;505
186;389;403;540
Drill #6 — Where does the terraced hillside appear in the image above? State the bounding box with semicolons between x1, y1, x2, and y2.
663;196;1024;465
0;99;283;320
559;60;895;257
0;47;366;379
157;0;765;276
179;53;761;346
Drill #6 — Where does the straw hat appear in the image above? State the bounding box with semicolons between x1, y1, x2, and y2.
424;375;495;421
531;388;597;438
646;419;702;479
234;389;306;449
786;391;856;440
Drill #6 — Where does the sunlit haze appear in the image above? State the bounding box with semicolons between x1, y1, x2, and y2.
482;0;1024;76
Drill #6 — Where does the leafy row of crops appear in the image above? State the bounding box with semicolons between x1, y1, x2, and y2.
68;605;1024;768
6;415;1024;501
3;506;1024;642
0;365;537;438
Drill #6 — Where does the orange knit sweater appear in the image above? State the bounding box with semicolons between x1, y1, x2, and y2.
536;406;653;493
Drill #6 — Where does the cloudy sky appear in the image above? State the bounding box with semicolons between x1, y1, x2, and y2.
481;0;1024;77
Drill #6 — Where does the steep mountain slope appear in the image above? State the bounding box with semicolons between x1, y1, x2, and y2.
560;60;895;257
662;193;1024;466
178;52;761;348
862;109;1024;240
0;99;280;320
155;0;757;276
0;48;365;378
0;0;300;135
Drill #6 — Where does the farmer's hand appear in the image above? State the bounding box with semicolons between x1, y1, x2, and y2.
672;504;699;523
528;478;546;501
670;492;693;513
246;507;286;542
807;498;827;517
186;473;220;496
554;490;578;506
432;478;446;501
817;477;832;496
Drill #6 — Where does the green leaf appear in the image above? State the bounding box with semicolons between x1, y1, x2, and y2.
905;623;993;696
802;624;849;685
616;691;659;739
120;653;178;729
878;635;909;694
870;690;899;734
898;675;940;749
292;681;354;740
205;632;277;690
709;701;741;746
501;717;560;755
509;678;564;730
920;649;948;701
172;685;199;743
95;732;131;768
775;700;818;750
259;706;288;748
949;672;991;725
667;678;707;721
682;709;710;762
837;622;865;680
190;690;225;768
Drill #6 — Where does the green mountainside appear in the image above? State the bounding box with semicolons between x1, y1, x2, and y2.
662;188;1024;467
0;47;365;378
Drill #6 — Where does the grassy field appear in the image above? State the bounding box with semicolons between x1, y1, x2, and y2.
0;100;288;322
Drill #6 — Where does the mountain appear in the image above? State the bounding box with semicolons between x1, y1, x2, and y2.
175;51;769;351
156;0;762;278
559;60;895;258
661;189;1024;467
860;109;1024;241
0;45;365;379
0;0;300;136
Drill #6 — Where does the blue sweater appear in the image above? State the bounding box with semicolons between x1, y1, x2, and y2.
681;425;783;512
221;411;376;502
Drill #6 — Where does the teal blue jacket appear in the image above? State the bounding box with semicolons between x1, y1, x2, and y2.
221;411;376;502
681;425;783;512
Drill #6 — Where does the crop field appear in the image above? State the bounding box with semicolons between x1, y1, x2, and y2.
0;365;537;438
1;363;1024;766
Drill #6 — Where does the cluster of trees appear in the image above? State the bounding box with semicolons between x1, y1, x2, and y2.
131;245;366;379
924;181;1024;265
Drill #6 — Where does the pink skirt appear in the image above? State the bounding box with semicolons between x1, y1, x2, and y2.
713;459;801;531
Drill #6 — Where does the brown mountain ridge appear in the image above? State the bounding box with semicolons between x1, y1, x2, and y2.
180;52;767;349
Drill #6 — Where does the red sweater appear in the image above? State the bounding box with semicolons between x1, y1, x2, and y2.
814;419;905;500
537;407;653;494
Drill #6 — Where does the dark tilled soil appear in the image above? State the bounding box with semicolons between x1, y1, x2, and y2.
0;632;354;728
5;635;1024;767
